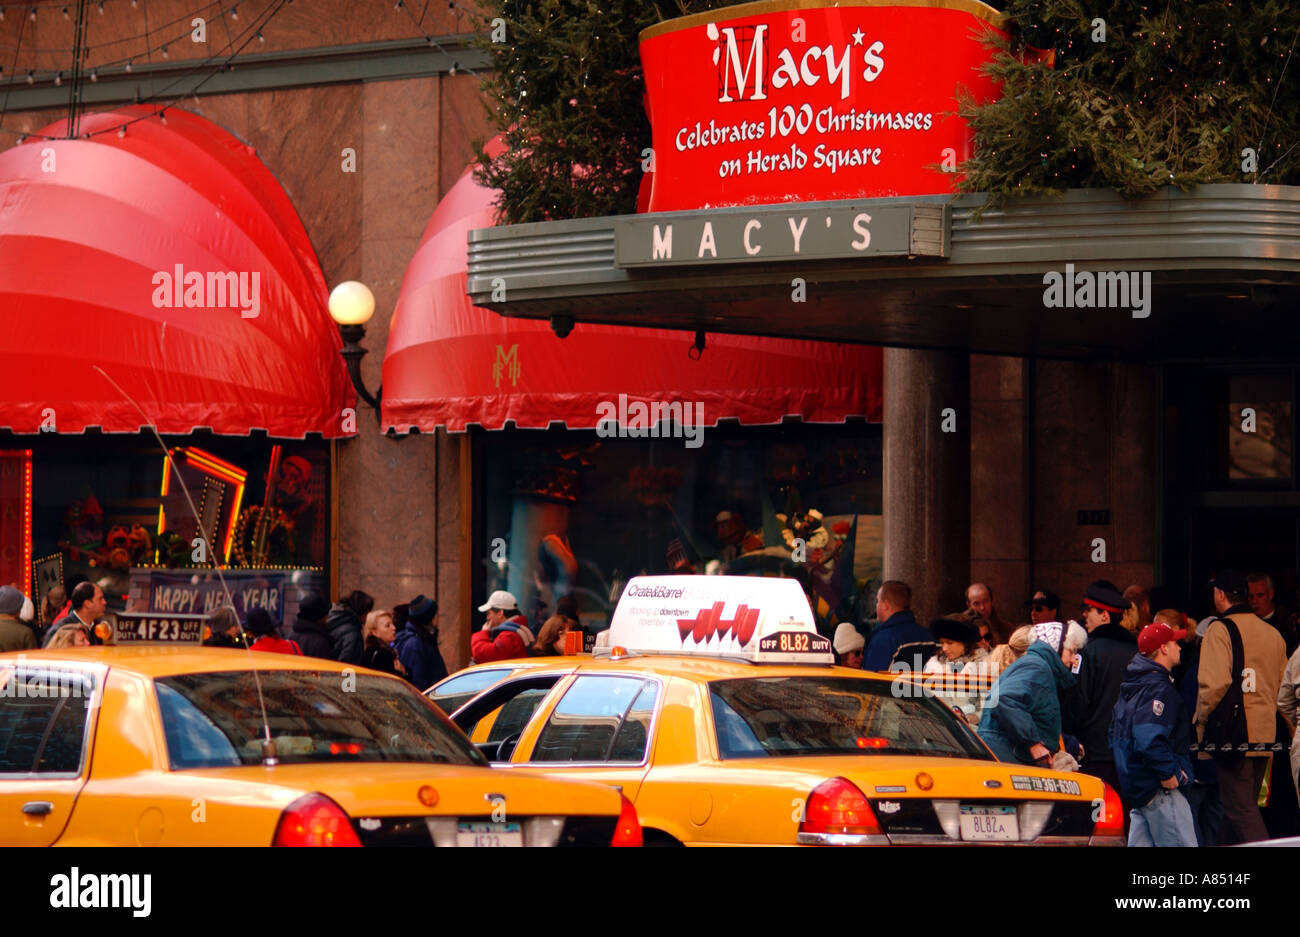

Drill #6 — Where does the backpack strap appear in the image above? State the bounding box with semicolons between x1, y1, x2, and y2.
1215;617;1246;681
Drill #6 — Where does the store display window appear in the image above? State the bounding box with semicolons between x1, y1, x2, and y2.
1;432;328;623
480;421;882;638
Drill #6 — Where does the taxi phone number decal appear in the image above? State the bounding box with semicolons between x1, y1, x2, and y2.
758;631;832;654
1010;775;1081;796
115;616;205;643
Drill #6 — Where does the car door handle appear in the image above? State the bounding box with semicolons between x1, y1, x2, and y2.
21;801;54;817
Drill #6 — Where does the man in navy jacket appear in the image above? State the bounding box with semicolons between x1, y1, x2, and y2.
393;594;449;691
862;580;931;671
1110;621;1197;846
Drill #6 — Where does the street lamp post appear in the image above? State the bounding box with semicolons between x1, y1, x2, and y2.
327;281;382;424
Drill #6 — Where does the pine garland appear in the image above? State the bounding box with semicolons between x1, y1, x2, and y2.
472;0;1299;220
471;0;733;224
958;0;1300;203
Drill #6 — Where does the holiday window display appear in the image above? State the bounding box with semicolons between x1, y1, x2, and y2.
33;440;326;584
157;446;247;567
483;425;882;637
230;449;320;569
152;443;325;571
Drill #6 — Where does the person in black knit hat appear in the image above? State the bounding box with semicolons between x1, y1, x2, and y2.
393;594;448;690
290;591;335;659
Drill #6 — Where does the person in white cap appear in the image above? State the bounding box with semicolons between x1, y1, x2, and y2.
833;622;864;669
472;590;535;663
478;590;519;629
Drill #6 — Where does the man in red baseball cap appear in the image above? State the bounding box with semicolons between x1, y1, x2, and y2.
1109;620;1195;846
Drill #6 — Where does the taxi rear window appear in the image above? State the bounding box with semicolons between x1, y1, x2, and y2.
431;668;514;699
708;676;992;760
155;670;486;769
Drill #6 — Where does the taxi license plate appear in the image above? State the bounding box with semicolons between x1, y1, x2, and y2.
455;822;523;847
959;805;1018;842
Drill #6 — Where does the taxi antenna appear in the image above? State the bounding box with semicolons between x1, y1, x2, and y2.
92;366;276;756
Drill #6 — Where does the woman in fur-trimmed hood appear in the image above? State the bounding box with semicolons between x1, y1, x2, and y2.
923;616;989;674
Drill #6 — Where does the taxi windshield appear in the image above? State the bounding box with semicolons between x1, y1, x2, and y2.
708;676;991;760
155;670;486;769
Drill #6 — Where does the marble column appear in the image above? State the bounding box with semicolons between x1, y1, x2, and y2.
970;355;1030;621
334;77;447;647
882;348;970;624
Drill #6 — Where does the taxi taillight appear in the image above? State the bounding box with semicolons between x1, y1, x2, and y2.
800;777;882;837
1091;782;1125;841
610;793;643;847
273;793;362;847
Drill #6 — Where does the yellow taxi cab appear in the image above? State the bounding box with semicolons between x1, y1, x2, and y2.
448;575;1125;846
425;658;559;714
0;636;641;847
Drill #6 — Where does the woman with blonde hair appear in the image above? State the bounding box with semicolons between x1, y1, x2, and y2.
361;608;406;677
979;624;1033;677
47;623;91;648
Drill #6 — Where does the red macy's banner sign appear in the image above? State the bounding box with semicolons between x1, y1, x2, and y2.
638;0;1011;211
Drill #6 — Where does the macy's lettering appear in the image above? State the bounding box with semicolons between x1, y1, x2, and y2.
708;21;885;103
650;212;872;261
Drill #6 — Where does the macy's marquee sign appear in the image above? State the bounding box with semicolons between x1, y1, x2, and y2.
637;0;1014;212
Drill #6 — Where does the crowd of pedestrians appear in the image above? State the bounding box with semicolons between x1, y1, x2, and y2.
0;577;112;651
1;573;586;684
12;560;1300;849
829;570;1300;846
193;585;584;683
206;589;453;689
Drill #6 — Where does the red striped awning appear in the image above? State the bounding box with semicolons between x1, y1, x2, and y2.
382;144;881;433
0;106;354;438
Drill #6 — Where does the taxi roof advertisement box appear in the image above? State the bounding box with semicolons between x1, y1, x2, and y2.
637;0;1011;211
610;575;833;664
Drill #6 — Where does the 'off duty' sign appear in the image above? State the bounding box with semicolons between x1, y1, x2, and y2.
114;611;207;645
